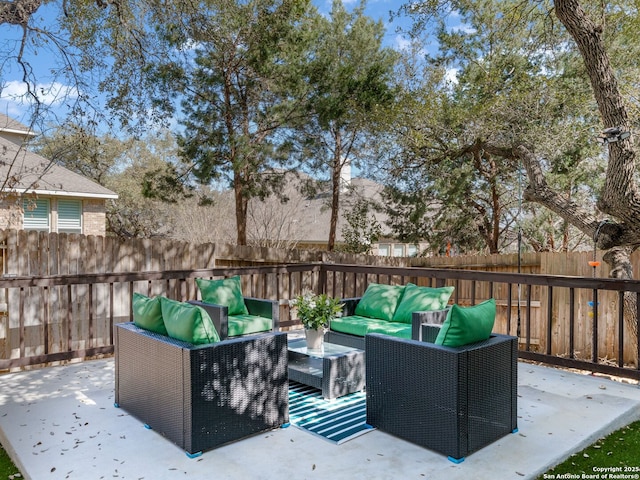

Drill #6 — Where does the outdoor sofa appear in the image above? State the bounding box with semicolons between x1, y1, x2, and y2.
189;275;279;340
365;298;518;462
114;295;288;456
325;282;453;350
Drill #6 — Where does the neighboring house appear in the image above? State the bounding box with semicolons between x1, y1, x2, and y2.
0;114;118;236
249;167;429;256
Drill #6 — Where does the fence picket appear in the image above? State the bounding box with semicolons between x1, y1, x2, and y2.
1;229;640;376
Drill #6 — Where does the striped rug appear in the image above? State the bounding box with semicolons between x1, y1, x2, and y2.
288;381;375;444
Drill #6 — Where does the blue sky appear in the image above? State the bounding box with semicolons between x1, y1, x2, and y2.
0;0;419;128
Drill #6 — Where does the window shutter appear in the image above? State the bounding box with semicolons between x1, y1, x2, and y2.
23;198;50;231
58;200;82;233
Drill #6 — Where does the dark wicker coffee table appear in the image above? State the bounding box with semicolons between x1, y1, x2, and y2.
287;337;365;400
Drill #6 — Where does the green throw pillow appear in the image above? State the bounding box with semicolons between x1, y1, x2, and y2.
132;293;167;335
354;283;405;322
435;298;496;347
391;283;454;324
159;297;220;345
196;276;248;316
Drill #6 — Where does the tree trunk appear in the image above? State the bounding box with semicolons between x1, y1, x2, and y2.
327;131;343;252
234;175;248;246
549;0;640;357
555;0;640;232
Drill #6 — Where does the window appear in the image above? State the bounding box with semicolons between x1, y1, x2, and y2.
407;244;418;257
378;244;390;256
23;198;50;231
393;244;405;257
58;200;82;234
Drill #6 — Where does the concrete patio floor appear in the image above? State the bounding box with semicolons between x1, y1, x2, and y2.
1;353;640;480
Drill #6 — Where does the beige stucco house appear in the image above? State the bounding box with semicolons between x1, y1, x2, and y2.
0;114;118;236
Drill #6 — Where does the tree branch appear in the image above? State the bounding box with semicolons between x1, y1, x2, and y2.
555;0;640;229
516;144;637;249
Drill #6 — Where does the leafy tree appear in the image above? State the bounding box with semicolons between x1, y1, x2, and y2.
163;0;316;245
33;121;127;185
402;0;640;340
385;0;600;255
340;198;382;254
294;0;398;251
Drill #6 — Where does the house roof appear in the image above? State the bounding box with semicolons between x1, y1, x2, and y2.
0;113;36;138
251;171;389;244
0;136;118;199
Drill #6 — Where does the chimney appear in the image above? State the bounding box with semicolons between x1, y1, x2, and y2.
340;157;351;193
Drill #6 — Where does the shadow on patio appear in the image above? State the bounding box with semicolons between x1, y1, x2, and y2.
1;352;640;480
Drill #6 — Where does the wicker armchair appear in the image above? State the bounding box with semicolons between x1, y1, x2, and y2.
114;322;289;457
365;331;518;463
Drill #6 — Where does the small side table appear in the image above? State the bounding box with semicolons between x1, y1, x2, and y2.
287;337;365;400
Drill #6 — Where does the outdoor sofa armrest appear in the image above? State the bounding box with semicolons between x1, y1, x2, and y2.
187;300;228;339
340;297;361;317
244;297;280;330
365;332;518;461
114;323;289;455
411;307;450;341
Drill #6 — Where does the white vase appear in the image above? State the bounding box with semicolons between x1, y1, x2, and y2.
305;327;324;353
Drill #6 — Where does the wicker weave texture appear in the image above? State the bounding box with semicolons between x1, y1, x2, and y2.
365;333;517;460
115;323;289;454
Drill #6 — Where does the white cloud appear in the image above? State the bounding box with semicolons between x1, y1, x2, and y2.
1;80;79;107
450;23;476;35
445;67;459;85
394;35;412;52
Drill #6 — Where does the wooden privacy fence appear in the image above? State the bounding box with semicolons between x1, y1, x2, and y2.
2;262;640;381
0;264;324;370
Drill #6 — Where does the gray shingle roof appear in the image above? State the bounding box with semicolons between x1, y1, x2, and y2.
0;135;118;199
0;113;35;136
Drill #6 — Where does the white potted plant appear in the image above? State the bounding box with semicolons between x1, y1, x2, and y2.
292;291;343;352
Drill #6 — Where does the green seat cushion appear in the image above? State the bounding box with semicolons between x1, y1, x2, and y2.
330;315;378;336
159;297;220;345
391;283;454;324
196;276;248;316
329;315;411;338
227;314;273;337
366;321;412;338
435;298;496;347
132;293;167;335
354;283;405;322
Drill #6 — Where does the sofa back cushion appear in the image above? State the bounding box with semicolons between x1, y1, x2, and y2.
132;293;167;335
354;283;405;322
160;297;221;344
435;298;496;347
196;276;249;316
391;284;454;324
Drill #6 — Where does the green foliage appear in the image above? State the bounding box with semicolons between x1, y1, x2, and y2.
34;122;127;185
381;0;604;254
103;131;197;239
172;0;316;244
538;420;640;479
291;0;399;249
340;198;382;254
292;292;343;330
0;442;20;478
